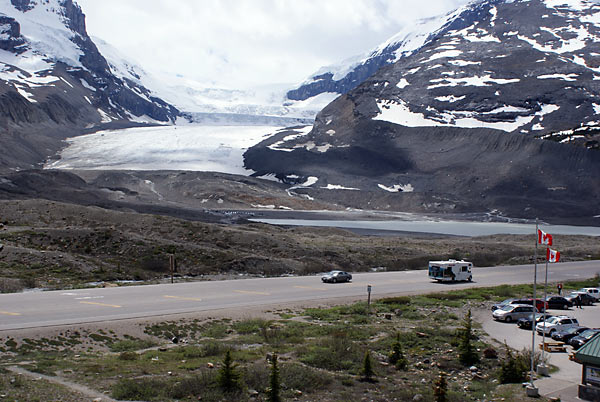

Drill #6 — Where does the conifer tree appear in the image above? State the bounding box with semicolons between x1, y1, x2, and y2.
389;332;408;370
458;309;479;365
361;350;376;382
217;349;241;392
433;372;448;402
267;353;281;402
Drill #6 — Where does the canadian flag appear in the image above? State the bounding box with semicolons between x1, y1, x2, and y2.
547;248;560;263
538;229;553;246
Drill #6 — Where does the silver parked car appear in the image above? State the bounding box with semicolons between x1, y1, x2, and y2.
321;270;352;283
492;304;537;323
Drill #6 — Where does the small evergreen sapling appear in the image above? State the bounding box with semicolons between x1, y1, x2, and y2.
388;333;408;370
433;372;448;402
361;350;376;382
217;349;242;392
267;353;281;402
458;309;479;365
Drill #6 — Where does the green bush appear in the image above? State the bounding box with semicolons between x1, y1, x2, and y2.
388;333;408;370
110;338;156;352
112;378;168;400
279;362;333;392
499;344;528;384
233;318;271;334
118;351;138;361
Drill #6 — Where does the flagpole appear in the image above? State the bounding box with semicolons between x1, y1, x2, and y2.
541;254;549;369
530;219;538;389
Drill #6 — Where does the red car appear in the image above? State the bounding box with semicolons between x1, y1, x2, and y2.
526;298;548;312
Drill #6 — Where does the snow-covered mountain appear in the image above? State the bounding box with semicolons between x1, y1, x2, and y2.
93;36;321;124
286;5;474;103
246;0;600;222
0;0;179;170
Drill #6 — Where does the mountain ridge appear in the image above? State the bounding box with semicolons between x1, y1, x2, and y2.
0;0;179;171
246;0;600;222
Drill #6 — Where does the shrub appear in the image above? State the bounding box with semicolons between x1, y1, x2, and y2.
118;351;138;361
483;347;498;359
169;370;217;399
499;344;528;384
388;333;408;370
112;378;167;400
279;362;333;392
110;339;156;352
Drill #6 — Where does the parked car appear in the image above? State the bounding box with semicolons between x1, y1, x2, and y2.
536;315;580;336
578;287;600;301
565;292;595;306
544;296;573;310
517;313;554;330
551;326;589;343
492;304;538;323
321;270;352;283
569;329;600;349
491;298;533;311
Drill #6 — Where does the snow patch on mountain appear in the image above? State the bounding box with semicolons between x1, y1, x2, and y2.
0;0;83;68
378;184;414;193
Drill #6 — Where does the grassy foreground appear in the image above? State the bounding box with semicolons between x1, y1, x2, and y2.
2;278;597;401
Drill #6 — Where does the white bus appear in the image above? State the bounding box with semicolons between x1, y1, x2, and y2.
428;259;473;282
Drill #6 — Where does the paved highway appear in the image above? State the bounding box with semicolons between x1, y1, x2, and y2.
0;260;598;331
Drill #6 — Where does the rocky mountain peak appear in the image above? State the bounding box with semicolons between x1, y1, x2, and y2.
10;0;33;12
0;0;179;171
246;0;600;222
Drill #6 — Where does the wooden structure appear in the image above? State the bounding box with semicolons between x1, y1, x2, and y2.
573;333;600;401
539;340;566;353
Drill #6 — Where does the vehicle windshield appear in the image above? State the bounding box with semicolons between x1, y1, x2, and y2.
582;330;599;339
500;305;514;311
565;327;580;334
545;317;559;324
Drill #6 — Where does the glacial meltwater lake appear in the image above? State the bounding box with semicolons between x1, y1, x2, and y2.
248;218;600;237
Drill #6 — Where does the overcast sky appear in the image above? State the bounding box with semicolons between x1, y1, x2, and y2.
76;0;470;89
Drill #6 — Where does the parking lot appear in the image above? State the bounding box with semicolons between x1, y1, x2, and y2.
477;300;599;401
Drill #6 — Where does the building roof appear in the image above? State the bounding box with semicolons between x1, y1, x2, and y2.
575;333;600;366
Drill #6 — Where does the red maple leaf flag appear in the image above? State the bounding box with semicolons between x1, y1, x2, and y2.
538;229;553;246
547;248;560;263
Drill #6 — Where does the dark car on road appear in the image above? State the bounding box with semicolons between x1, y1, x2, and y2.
517;313;554;330
551;326;589;343
569;329;600;349
565;292;595;306
321;270;352;283
544;296;573;310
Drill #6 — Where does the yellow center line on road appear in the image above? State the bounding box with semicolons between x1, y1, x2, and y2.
0;310;21;316
163;295;203;302
293;286;327;291
234;290;271;296
79;301;122;308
